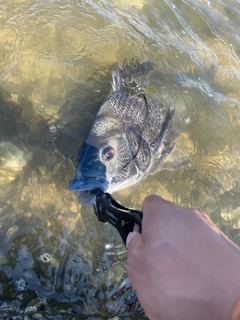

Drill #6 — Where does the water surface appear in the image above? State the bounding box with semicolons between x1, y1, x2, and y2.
1;0;240;318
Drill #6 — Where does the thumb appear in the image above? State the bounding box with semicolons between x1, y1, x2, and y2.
126;231;142;249
126;231;142;285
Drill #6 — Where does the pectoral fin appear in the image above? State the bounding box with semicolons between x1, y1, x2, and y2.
162;148;190;170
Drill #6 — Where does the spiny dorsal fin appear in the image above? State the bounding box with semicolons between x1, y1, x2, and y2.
111;62;122;92
111;59;156;92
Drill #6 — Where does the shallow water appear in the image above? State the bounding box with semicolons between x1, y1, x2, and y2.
1;0;240;318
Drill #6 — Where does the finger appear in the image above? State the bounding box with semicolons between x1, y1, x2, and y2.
133;222;140;232
142;194;166;213
142;194;175;220
126;232;142;282
141;194;178;236
126;231;141;249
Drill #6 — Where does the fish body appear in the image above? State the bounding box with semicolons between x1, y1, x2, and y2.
69;61;176;206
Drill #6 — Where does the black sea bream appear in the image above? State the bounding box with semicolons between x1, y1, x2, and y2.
69;61;176;206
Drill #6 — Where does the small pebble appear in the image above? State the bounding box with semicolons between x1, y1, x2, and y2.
15;277;27;292
32;313;46;320
184;117;191;124
49;124;57;133
24;305;37;314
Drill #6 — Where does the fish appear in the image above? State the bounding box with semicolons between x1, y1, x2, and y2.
69;60;178;206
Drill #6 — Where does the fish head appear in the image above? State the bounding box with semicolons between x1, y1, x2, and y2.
69;111;137;206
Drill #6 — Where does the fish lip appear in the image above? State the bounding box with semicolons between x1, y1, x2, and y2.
69;179;108;192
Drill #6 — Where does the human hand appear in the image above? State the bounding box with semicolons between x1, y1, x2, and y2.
126;195;240;320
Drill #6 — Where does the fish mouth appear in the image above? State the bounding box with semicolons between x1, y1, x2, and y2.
69;179;108;192
69;179;108;206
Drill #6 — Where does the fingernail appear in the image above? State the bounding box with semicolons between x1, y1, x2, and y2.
133;223;140;232
126;232;135;248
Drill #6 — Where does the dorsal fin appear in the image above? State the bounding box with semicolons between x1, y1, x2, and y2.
111;59;156;92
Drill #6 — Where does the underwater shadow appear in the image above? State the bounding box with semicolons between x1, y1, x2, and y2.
0;90;145;319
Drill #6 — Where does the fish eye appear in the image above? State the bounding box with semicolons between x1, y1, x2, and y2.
102;146;114;161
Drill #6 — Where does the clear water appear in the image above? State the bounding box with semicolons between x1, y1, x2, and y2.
1;0;240;318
